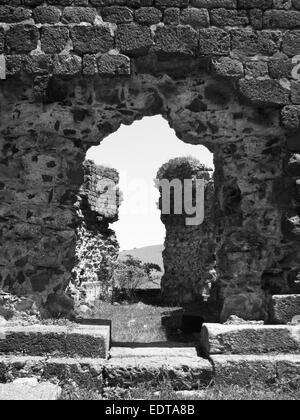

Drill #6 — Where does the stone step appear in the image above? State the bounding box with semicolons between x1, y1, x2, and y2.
104;356;213;390
0;324;110;359
1;353;299;392
270;295;300;324
0;378;61;401
0;356;104;390
200;323;300;355
109;345;198;359
212;354;300;387
0;354;212;392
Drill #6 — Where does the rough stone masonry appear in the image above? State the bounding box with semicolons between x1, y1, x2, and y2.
68;160;121;316
0;0;300;321
157;157;216;307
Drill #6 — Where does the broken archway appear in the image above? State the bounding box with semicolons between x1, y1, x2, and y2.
0;1;300;322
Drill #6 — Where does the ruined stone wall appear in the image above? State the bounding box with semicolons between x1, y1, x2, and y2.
157;158;217;309
69;160;121;314
0;1;300;320
0;0;299;103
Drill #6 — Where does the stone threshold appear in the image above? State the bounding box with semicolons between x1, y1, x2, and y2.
0;353;299;392
200;323;300;356
0;324;110;359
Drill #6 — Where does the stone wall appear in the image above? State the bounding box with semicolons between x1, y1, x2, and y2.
0;0;300;109
69;160;121;314
0;1;300;320
157;157;217;310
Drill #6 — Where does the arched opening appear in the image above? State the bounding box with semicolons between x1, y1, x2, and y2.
87;116;213;251
72;116;214;343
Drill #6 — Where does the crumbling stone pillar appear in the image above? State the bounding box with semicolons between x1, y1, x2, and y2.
157;157;217;311
214;133;296;322
0;126;84;318
69;160;121;313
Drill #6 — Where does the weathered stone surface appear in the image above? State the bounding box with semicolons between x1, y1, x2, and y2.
0;379;61;401
104;357;213;390
239;79;290;106
220;292;267;323
212;354;300;387
0;1;299;321
0;356;104;390
0;68;293;321
157;158;217;308
200;323;300;355
0;1;298;112
69;161;121;310
270;295;300;324
41;26;69;54
154;25;198;58
0;325;110;359
110;346;198;359
212;57;244;79
71;26;114;54
116;23;152;56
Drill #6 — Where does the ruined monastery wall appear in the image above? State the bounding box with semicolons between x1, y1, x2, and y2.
1;0;300;320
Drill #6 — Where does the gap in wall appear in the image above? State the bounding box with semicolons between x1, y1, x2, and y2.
84;116;215;343
86;115;214;254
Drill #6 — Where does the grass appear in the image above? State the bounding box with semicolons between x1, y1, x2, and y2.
61;382;300;400
91;302;182;343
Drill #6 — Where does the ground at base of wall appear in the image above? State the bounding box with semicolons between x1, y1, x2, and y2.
88;302;186;343
61;383;300;401
1;378;298;401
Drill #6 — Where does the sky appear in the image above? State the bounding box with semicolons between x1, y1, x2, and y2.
86;116;214;251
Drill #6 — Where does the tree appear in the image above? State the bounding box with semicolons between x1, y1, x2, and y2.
143;263;162;276
112;256;146;301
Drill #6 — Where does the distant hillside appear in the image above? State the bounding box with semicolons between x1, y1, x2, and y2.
119;244;164;271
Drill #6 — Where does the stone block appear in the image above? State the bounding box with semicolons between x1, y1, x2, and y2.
0;356;104;390
212;354;300;386
282;30;300;57
0;6;31;23
110;346;198;359
212;57;244;79
210;9;249;27
282;106;300;131
6;25;39;54
276;355;300;387
200;323;300;355
97;53;131;76
270;295;300;324
263;10;300;29
33;6;61;24
231;29;280;56
239;79;290;106
102;6;133;24
198;28;230;56
135;7;162;25
62;7;97;24
116;23;153;57
53;54;82;76
0;325;111;359
180;7;209;28
0;379;61;401
104;356;213;390
41;26;69;54
154;25;198;58
71;26;114;54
